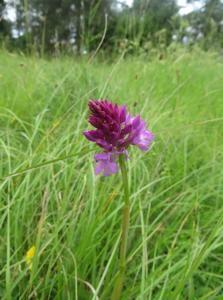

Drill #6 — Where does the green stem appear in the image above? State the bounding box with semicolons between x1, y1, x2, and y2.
111;154;130;300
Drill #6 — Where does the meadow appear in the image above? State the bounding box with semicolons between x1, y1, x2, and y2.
0;49;223;300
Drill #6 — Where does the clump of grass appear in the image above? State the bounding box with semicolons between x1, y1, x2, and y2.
0;49;223;299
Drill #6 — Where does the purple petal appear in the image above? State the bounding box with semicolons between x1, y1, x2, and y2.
103;161;118;176
119;104;126;122
89;116;102;128
121;124;132;135
96;139;112;151
132;130;154;151
83;131;96;142
94;152;118;176
95;153;109;161
95;161;103;175
84;130;104;142
125;113;132;123
132;115;141;129
89;100;99;114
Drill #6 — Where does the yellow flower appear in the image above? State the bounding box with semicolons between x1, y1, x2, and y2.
25;246;36;270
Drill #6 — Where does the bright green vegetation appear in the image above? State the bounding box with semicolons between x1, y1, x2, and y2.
0;49;223;300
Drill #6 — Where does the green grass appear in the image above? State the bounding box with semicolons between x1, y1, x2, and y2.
0;49;223;300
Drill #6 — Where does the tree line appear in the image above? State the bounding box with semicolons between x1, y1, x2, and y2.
0;0;223;55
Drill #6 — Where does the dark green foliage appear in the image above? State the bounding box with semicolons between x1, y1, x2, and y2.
202;0;223;48
12;0;119;54
1;0;180;54
132;0;179;45
180;0;223;49
0;0;11;40
1;0;223;54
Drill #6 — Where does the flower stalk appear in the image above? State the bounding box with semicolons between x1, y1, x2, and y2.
111;154;130;300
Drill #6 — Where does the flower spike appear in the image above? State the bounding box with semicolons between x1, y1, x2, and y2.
84;99;154;176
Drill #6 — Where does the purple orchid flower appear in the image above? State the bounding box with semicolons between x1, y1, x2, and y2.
84;99;154;176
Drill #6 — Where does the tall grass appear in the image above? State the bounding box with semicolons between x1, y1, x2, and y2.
0;49;223;299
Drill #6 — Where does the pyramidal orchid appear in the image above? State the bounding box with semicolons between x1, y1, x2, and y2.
83;99;154;176
83;99;154;300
